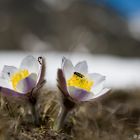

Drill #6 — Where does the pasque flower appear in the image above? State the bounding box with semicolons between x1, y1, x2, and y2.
58;57;110;102
56;57;110;130
0;55;45;96
0;55;46;125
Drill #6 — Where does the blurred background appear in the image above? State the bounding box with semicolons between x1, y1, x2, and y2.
1;1;140;139
0;0;140;89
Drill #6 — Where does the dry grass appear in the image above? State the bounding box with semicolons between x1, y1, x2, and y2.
0;88;140;140
72;90;140;140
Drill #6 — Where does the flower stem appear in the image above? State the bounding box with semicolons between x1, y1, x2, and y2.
31;104;40;126
55;106;69;131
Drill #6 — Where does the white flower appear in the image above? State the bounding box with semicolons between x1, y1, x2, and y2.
0;56;43;96
57;57;110;102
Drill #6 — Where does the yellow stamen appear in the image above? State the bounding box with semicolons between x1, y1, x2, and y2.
10;69;29;90
67;72;94;91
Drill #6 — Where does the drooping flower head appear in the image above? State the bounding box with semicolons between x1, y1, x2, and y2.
0;55;45;96
57;57;110;102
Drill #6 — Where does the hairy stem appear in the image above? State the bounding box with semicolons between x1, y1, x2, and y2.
31;103;40;126
55;106;69;131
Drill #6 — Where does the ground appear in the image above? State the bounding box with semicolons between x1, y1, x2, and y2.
0;88;140;140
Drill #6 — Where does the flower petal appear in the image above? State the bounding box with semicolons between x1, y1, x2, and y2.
88;73;106;95
92;88;110;99
80;88;110;101
0;87;29;104
0;77;12;89
91;80;105;95
61;57;74;80
74;61;88;75
16;73;37;93
1;65;18;80
57;68;69;96
20;55;40;75
0;87;27;96
68;86;90;101
88;73;105;86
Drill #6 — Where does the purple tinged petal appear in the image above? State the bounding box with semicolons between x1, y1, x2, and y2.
81;88;110;101
68;86;91;101
57;69;69;96
68;86;110;102
16;73;37;93
0;87;27;96
0;87;28;103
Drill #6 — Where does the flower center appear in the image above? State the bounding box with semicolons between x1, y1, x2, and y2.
67;72;94;91
10;69;29;90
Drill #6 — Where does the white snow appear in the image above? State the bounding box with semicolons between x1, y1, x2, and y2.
0;51;140;90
